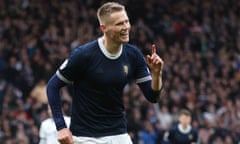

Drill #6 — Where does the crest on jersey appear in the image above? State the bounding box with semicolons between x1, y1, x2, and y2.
188;134;193;140
123;65;128;75
60;59;68;70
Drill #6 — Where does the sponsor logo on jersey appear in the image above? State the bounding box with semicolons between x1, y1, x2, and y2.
188;134;193;140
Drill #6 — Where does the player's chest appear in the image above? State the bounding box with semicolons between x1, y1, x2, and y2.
174;131;194;143
85;57;133;85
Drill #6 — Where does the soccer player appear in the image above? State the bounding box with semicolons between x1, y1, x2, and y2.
163;109;198;144
46;2;164;144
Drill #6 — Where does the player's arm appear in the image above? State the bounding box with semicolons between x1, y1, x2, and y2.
191;129;199;144
47;74;73;144
138;80;162;103
162;131;169;144
137;44;163;103
47;48;85;144
162;127;174;144
47;74;67;130
145;44;164;91
134;44;163;103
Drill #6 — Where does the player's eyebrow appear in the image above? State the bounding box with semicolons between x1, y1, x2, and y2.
115;19;129;26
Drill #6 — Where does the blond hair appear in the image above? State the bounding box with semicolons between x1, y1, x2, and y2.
179;109;192;117
97;2;125;25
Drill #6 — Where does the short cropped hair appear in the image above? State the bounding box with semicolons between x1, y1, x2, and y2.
179;109;191;117
97;2;125;25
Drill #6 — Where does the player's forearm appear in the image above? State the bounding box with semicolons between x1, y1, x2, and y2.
47;74;67;130
138;80;162;103
151;71;163;90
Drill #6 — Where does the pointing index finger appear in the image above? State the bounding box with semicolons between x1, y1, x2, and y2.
152;44;156;54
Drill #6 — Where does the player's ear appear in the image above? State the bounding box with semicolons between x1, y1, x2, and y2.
99;24;106;33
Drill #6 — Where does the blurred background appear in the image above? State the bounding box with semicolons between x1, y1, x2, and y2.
0;0;240;144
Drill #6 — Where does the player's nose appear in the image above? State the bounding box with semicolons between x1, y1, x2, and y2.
123;21;130;30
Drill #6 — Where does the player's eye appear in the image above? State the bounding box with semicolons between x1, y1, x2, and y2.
116;22;124;26
116;20;129;26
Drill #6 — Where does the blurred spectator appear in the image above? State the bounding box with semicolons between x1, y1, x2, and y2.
30;79;48;105
155;104;173;131
163;109;198;144
139;120;159;144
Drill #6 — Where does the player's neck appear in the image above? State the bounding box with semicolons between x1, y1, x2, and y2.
178;124;191;134
182;124;188;130
182;126;187;130
103;37;122;54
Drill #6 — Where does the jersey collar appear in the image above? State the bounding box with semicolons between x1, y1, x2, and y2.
98;37;122;60
178;124;192;134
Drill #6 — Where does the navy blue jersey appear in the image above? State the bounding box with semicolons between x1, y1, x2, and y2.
164;124;198;144
56;38;151;137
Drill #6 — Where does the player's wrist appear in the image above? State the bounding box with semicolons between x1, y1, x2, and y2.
55;117;67;131
152;70;163;77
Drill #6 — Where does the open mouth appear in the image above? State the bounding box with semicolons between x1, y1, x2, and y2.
120;32;129;37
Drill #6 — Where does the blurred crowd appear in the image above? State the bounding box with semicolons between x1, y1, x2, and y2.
0;0;240;144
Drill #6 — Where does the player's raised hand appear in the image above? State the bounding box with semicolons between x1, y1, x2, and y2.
58;128;74;144
146;44;164;75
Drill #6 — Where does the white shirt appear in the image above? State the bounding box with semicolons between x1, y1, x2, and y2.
39;116;70;144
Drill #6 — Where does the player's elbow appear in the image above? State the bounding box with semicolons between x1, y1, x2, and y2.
138;81;162;103
152;97;160;103
148;99;158;103
147;89;161;103
145;95;161;103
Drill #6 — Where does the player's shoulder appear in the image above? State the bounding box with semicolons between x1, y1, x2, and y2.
71;40;98;56
69;39;98;61
123;43;143;57
124;43;140;52
168;125;178;133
